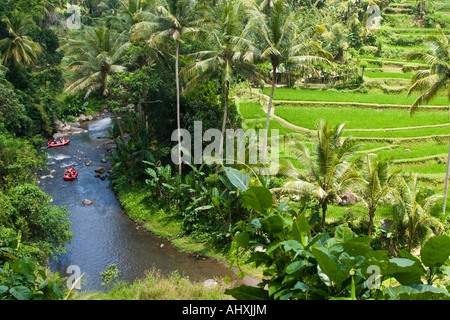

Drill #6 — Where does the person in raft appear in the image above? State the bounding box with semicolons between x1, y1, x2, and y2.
65;167;73;177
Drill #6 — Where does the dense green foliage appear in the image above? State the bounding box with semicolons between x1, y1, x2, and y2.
0;0;73;300
1;0;450;301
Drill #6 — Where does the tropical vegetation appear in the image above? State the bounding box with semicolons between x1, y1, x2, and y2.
1;0;450;302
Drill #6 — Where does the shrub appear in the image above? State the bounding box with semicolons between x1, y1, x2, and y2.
6;184;72;260
225;174;450;300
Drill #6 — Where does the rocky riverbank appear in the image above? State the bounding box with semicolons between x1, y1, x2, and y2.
52;112;109;138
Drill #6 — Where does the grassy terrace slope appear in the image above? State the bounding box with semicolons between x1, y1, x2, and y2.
274;105;450;130
239;87;449;191
263;87;449;106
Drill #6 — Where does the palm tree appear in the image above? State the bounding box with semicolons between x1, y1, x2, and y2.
406;26;450;216
243;0;332;162
358;154;398;237
105;0;152;32
62;26;131;98
180;0;259;156
393;175;443;252
132;0;211;174
280;120;360;231
0;10;42;66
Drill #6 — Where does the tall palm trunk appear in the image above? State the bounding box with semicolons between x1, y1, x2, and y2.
443;136;450;215
321;201;327;232
262;67;277;162
368;206;376;237
175;39;182;175
219;83;229;158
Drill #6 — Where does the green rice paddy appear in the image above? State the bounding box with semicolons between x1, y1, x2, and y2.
262;87;449;105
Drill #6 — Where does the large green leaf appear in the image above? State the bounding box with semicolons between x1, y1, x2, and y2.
234;231;250;247
0;285;8;294
241;186;273;213
312;247;350;288
341;241;373;258
260;214;284;234
292;213;311;246
361;250;391;277
334;223;356;242
9;286;33;300
225;284;270;300
286;261;306;274
246;252;270;268
388;258;425;285
223;167;249;192
420;235;450;268
383;284;450;300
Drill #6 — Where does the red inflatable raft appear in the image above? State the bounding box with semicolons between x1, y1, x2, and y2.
47;139;70;147
63;169;78;180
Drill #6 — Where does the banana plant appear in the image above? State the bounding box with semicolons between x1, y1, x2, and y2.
225;169;450;300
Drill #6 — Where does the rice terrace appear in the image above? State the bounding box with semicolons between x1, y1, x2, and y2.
2;0;450;305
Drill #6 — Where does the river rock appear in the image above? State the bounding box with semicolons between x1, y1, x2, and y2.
60;125;71;132
67;121;81;128
204;279;218;289
70;127;86;133
53;132;64;139
85;160;93;166
54;120;64;129
94;167;106;174
101;158;107;163
79;114;86;121
82;199;92;206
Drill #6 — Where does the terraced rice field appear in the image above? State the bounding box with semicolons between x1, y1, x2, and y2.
239;0;450;221
238;90;450;191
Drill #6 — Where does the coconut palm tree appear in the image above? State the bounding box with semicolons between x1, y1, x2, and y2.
0;10;42;66
358;154;398;237
280;120;360;231
180;0;259;156
62;26;131;98
406;26;450;216
105;0;152;32
132;0;211;174
393;175;443;252
243;0;332;162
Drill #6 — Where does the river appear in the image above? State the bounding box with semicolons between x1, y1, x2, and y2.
39;114;246;293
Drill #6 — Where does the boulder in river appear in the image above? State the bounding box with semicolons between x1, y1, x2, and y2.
94;167;106;174
66;121;81;128
82;199;92;206
60;125;71;132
